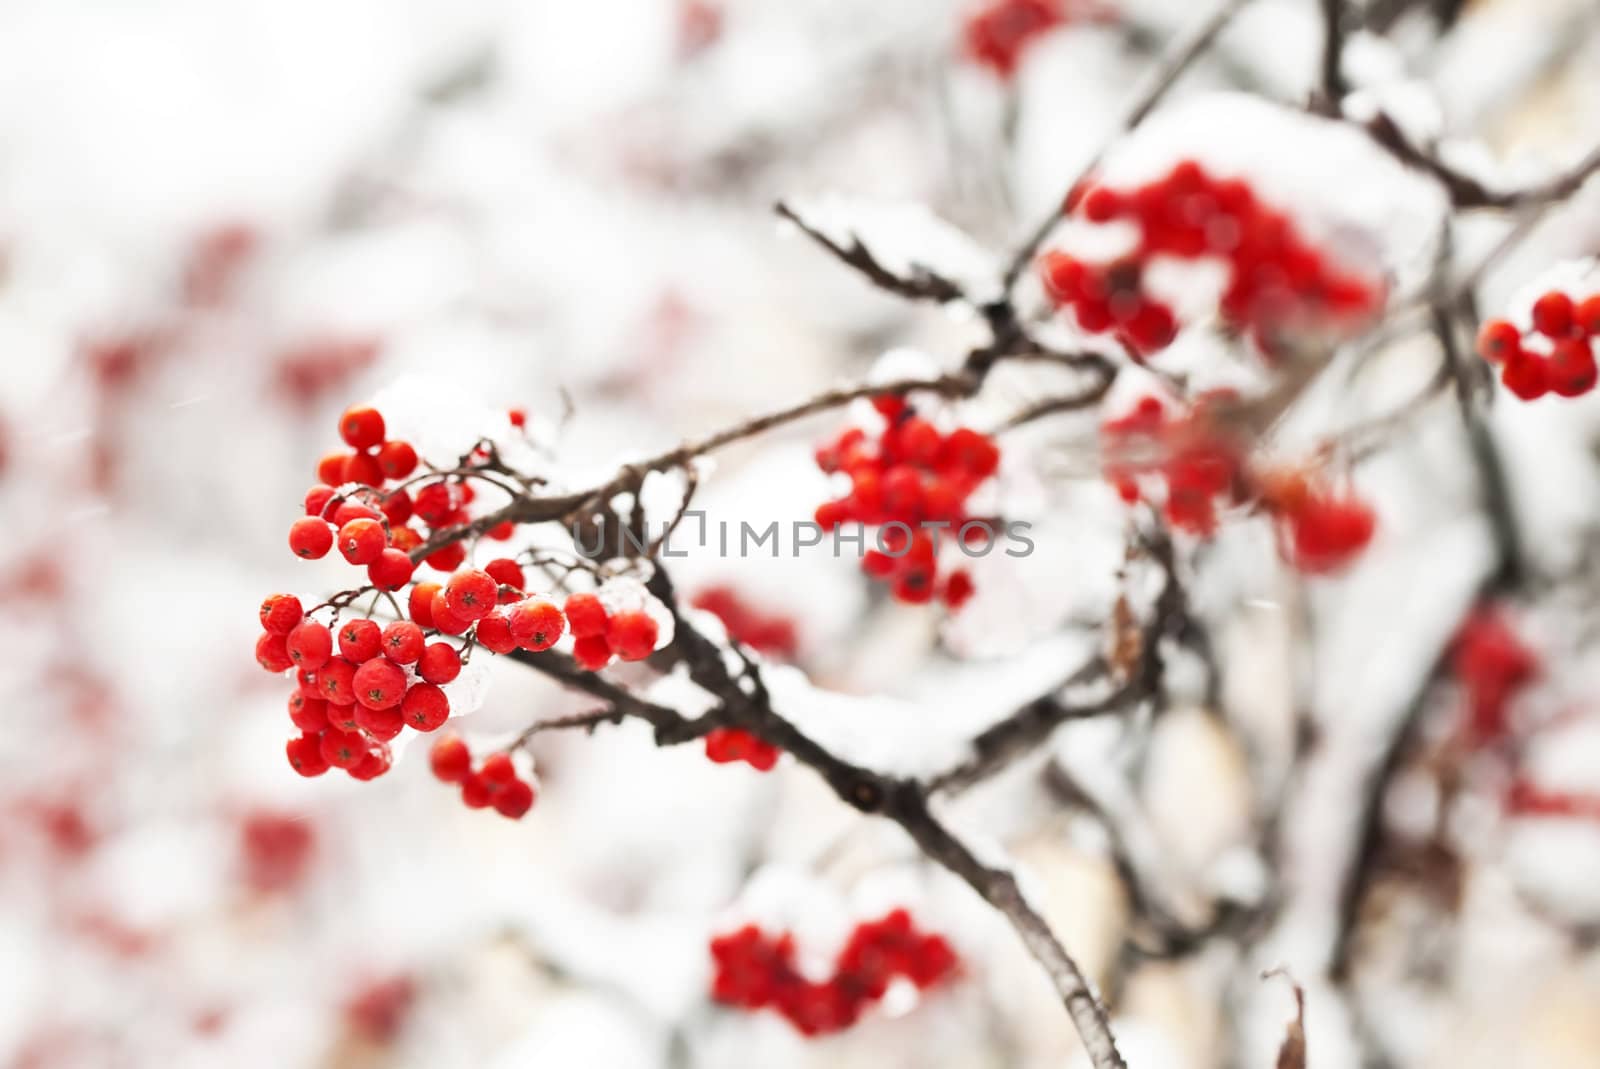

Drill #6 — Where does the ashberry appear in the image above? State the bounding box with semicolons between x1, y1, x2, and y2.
286;619;333;671
337;619;383;663
429;733;471;781
417;642;462;685
259;594;303;635
606;611;659;662
507;598;565;652
338;518;386;566
353;658;407;710
402;682;451;731
563;592;608;638
338;405;386;450
289;517;334;559
444;569;498;621
381;621;424;665
256;632;294;673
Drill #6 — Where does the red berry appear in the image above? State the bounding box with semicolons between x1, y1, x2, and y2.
429;733;471;781
317;452;351;486
425;543;467;573
354;703;404;740
343;452;385;488
381;620;424;664
508;407;527;429
429;588;473;636
326;702;359;732
348;742;393;781
564;593;608;638
473;612;519;654
339;405;386;450
403;682;451;731
943;570;976;610
1501;352;1549;401
287;733;330;777
378;489;413;526
320;729;366;769
331;500;382;529
493;778;536;819
304;484;337;518
318;658;358;705
606;611;659;662
338;518;386;566
418;642;462;684
367;548;415;591
1532;291;1575;338
484;558;525;592
259;594;303;635
408;582;440;627
460;775;492;808
256;632;294;673
1577;295;1600;337
289;691;330;733
480;752;516;786
338;618;383;663
444;569;497;621
353;658;407;710
286;619;333;670
507;598;565;652
1550;339;1598;398
413;482;461;526
289;517;334;559
1477;318;1522;363
572;634;612;671
376;440;417;479
389;526;423;553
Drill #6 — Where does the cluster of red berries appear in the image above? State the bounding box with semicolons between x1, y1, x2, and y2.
426;734;538;819
257;591;450;782
1477;291;1600;401
1452;607;1539;747
962;0;1106;77
814;396;994;609
710;910;958;1036
1102;393;1242;535
691;586;799;660
703;728;781;771
288;403;518;581
562;588;663;670
1103;394;1376;572
1042;160;1381;357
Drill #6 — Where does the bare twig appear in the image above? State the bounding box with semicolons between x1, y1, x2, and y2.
1363;112;1600;211
774;202;968;304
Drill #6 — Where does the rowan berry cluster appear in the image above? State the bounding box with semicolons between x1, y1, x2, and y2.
426;734;538;820
562;586;665;671
710;910;958;1036
962;0;1106;78
1042;160;1381;357
691;586;799;660
814;396;995;609
703;728;781;771
1476;291;1600;401
1103;393;1376;572
1452;607;1539;748
258;402;682;816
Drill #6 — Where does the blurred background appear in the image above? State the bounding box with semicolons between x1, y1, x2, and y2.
3;0;1600;1066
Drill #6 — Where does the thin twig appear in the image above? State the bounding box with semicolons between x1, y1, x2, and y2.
1000;0;1257;291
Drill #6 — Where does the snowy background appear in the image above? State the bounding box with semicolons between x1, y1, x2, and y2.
3;0;1600;1066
